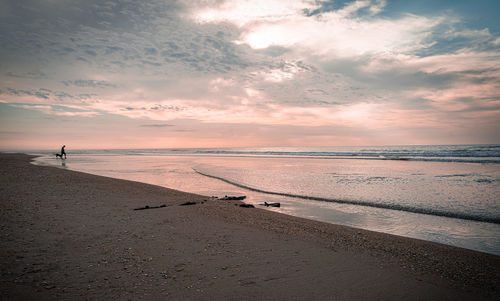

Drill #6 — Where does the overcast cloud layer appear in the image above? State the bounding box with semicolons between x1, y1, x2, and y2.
1;0;499;149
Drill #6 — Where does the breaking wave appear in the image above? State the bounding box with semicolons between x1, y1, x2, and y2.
194;169;500;225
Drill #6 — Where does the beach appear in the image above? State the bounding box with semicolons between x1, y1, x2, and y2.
1;153;498;300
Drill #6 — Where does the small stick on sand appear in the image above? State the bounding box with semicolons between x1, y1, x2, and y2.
133;204;167;210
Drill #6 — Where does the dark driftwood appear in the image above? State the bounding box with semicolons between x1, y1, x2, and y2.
133;204;167;210
239;204;254;208
264;202;280;207
179;201;197;206
220;196;246;201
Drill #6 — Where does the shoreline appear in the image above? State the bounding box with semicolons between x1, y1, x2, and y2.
194;168;500;226
32;152;500;256
1;153;499;300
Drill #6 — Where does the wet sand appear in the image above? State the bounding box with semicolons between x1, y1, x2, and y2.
1;153;498;300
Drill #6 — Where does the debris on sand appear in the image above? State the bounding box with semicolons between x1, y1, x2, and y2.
179;201;197;206
220;195;246;201
263;202;280;208
133;204;167;211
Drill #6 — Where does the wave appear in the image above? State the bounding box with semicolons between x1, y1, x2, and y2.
193;151;500;163
46;145;500;164
192;145;500;163
194;169;500;225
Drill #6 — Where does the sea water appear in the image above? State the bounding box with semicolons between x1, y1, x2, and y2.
32;145;500;255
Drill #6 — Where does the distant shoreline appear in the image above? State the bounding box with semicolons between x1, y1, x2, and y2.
1;153;498;299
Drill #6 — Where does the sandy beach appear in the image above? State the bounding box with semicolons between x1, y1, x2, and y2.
0;153;498;300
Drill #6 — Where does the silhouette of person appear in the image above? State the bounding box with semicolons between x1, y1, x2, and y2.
61;145;67;159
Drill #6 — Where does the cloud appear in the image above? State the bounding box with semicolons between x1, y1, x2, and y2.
9;103;100;117
4;88;54;100
1;87;99;104
186;0;500;118
191;0;319;27
144;47;158;55
140;123;174;128
5;71;46;79
62;80;116;88
84;49;97;57
192;0;441;58
0;0;499;147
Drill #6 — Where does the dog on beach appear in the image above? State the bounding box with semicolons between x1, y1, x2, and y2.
55;153;64;159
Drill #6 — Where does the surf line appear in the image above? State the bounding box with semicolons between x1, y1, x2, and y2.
194;169;500;225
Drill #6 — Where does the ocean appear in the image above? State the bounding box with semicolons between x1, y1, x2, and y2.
32;144;500;255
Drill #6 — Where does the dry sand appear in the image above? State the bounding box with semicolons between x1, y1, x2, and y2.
1;153;498;300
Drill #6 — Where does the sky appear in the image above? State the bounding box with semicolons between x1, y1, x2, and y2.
1;0;499;150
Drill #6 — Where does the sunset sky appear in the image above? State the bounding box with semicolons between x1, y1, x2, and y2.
1;0;499;150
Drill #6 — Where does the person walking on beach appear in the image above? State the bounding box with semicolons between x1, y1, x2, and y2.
61;145;67;159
